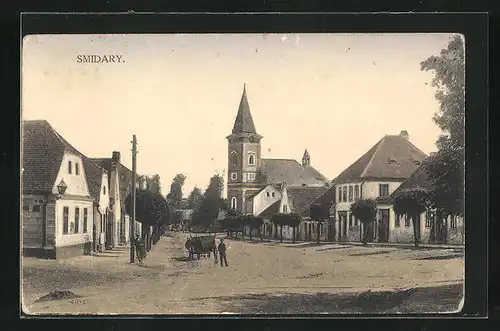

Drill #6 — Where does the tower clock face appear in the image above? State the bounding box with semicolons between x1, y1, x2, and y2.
249;136;255;143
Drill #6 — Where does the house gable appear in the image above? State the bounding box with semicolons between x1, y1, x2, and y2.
252;184;282;216
51;151;90;197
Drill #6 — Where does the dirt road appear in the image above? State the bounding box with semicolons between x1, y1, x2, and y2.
22;232;464;315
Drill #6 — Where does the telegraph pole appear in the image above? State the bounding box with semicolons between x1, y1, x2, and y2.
130;134;138;263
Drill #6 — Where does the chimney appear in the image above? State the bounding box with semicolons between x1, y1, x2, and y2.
112;151;121;164
399;130;409;141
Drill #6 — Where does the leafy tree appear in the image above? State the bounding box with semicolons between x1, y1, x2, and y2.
309;203;329;244
392;187;430;247
191;173;224;229
243;215;264;240
168;174;187;210
271;213;288;243
186;186;203;209
285;213;302;243
420;35;464;218
350;199;377;245
125;189;170;252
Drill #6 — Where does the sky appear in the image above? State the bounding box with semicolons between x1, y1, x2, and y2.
22;33;455;198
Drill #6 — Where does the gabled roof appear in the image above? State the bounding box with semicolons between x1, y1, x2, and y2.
81;157;107;202
287;186;329;215
247;183;282;199
332;134;427;184
260;159;329;186
258;200;281;218
390;157;434;198
231;85;257;134
90;158;136;204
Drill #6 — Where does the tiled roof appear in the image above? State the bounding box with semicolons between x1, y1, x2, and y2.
81;157;107;202
258;200;281;218
390;157;434;198
232;85;257;134
332;134;427;184
287;186;329;215
90;158;136;205
22;120;67;193
260;159;329;186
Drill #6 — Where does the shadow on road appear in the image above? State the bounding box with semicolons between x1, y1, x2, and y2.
348;250;393;257
414;253;464;261
200;283;463;314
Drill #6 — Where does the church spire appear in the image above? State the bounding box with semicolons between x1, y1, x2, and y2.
232;84;257;134
302;149;310;167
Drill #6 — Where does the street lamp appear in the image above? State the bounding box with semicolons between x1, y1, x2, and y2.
57;179;67;195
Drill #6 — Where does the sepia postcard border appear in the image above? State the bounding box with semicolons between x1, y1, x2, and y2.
15;12;488;321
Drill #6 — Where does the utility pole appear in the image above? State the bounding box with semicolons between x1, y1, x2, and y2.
130;134;138;263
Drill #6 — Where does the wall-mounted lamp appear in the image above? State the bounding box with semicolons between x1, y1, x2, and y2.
57;179;67;195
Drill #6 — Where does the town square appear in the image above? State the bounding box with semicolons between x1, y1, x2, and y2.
21;33;465;315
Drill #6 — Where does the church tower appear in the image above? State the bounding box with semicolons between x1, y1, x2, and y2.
226;85;264;214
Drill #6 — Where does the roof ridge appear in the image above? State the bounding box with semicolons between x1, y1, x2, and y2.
360;136;386;178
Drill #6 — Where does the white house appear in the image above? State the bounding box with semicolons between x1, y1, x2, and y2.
22;120;95;258
331;130;427;243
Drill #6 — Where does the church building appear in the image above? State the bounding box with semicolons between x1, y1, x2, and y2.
226;85;329;215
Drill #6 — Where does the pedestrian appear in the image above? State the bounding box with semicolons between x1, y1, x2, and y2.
217;238;228;267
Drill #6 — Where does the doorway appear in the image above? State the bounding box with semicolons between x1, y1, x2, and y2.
338;212;348;241
378;209;390;243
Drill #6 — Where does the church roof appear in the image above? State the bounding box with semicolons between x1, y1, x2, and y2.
231;85;257;134
302;149;310;159
331;133;427;184
260;159;328;186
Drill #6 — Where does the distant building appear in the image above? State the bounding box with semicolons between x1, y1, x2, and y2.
226;85;329;216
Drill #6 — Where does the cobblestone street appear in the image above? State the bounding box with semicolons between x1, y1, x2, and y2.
22;232;464;315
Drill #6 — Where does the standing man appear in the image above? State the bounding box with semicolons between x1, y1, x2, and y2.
217;238;228;267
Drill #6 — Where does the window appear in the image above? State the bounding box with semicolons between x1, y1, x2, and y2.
75;163;79;175
425;211;434;228
248;173;256;181
248;153;255;165
395;214;401;228
379;184;389;197
231;197;237;210
230;172;237;181
349;213;354;227
404;215;411;227
283;205;288;213
74;207;80;233
348;186;353;202
32;205;41;212
231;153;238;166
354;185;360;200
266;192;270;197
342;186;347;202
83;208;88;233
23;203;30;212
68;161;72;174
271;192;275;197
63;207;69;234
338;187;342;202
103;186;106;195
450;215;457;228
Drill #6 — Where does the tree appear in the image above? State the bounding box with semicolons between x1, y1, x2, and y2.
420;35;465;218
350;199;377;245
392;187;430;247
244;215;264;240
168;174;186;210
271;213;287;243
125;189;170;253
309;203;329;244
191;173;224;229
285;213;302;243
186;186;203;209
